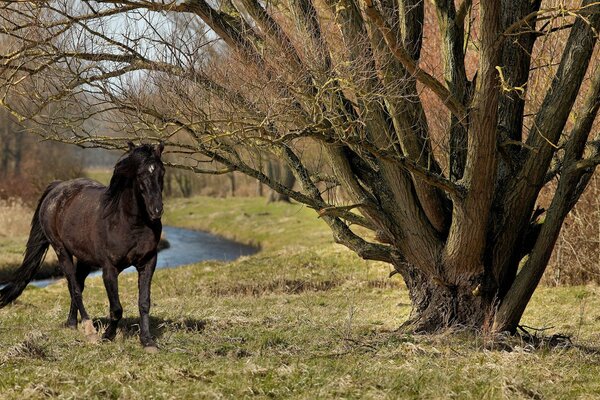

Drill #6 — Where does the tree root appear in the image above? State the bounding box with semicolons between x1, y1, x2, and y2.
484;327;573;352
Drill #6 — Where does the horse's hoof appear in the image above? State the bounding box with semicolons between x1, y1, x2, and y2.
81;319;97;336
144;345;159;354
86;333;101;343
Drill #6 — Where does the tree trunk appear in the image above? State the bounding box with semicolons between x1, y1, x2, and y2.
1;122;10;177
228;173;236;197
267;161;296;203
174;171;193;197
164;170;173;197
394;259;494;332
13;131;23;176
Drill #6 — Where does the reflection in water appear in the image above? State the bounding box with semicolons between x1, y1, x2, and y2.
30;226;257;288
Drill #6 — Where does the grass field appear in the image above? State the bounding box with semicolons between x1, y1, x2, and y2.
1;197;600;399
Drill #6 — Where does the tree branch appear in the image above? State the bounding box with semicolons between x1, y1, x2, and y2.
433;0;470;181
493;0;600;289
363;0;468;122
495;69;600;331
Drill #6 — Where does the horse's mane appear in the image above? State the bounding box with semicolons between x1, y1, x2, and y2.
102;144;157;214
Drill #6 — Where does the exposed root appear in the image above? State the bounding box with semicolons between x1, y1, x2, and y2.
516;325;573;349
483;326;575;352
397;289;490;334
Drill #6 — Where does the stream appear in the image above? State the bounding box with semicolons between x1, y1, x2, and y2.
30;226;257;288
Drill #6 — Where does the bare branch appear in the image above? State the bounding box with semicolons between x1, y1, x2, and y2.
363;0;468;122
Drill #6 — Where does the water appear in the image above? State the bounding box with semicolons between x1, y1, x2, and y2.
29;226;257;288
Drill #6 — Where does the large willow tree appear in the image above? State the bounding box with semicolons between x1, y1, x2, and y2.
0;0;598;332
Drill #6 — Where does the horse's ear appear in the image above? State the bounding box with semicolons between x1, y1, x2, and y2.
127;141;136;151
155;141;165;158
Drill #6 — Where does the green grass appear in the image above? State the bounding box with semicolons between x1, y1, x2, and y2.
163;196;333;250
1;196;600;399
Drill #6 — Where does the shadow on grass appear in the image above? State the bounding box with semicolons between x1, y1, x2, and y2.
93;316;207;340
208;278;340;297
0;262;63;284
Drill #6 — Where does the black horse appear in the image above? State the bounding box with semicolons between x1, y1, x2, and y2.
0;142;165;351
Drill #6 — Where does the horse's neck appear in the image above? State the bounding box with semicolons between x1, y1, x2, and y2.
112;185;145;224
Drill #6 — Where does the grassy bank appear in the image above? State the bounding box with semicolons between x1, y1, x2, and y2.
1;197;600;399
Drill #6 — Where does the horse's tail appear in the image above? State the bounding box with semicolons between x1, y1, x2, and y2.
0;181;60;307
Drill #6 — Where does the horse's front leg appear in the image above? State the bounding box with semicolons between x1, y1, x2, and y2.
137;252;158;352
102;265;122;341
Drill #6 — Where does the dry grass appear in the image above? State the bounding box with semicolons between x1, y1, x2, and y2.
544;174;600;285
0;199;31;238
0;199;32;274
0;197;600;398
0;198;600;399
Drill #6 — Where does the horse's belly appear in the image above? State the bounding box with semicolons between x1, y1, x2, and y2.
106;231;159;270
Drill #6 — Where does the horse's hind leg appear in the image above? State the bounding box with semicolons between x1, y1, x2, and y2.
101;266;122;341
66;261;91;328
58;251;98;341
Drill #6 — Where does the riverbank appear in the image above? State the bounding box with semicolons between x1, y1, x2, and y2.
1;197;600;398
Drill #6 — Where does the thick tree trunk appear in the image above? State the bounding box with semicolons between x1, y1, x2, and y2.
396;259;494;332
404;289;491;333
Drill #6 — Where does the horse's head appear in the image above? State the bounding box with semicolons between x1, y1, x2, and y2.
127;141;165;221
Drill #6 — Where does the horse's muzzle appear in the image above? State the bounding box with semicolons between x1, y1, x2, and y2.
149;206;163;221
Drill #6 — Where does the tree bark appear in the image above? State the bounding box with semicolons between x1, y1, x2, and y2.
433;0;470;182
494;63;600;332
395;260;493;332
493;1;600;295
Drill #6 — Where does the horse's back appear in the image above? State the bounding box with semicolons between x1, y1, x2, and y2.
39;178;106;252
40;178;105;216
